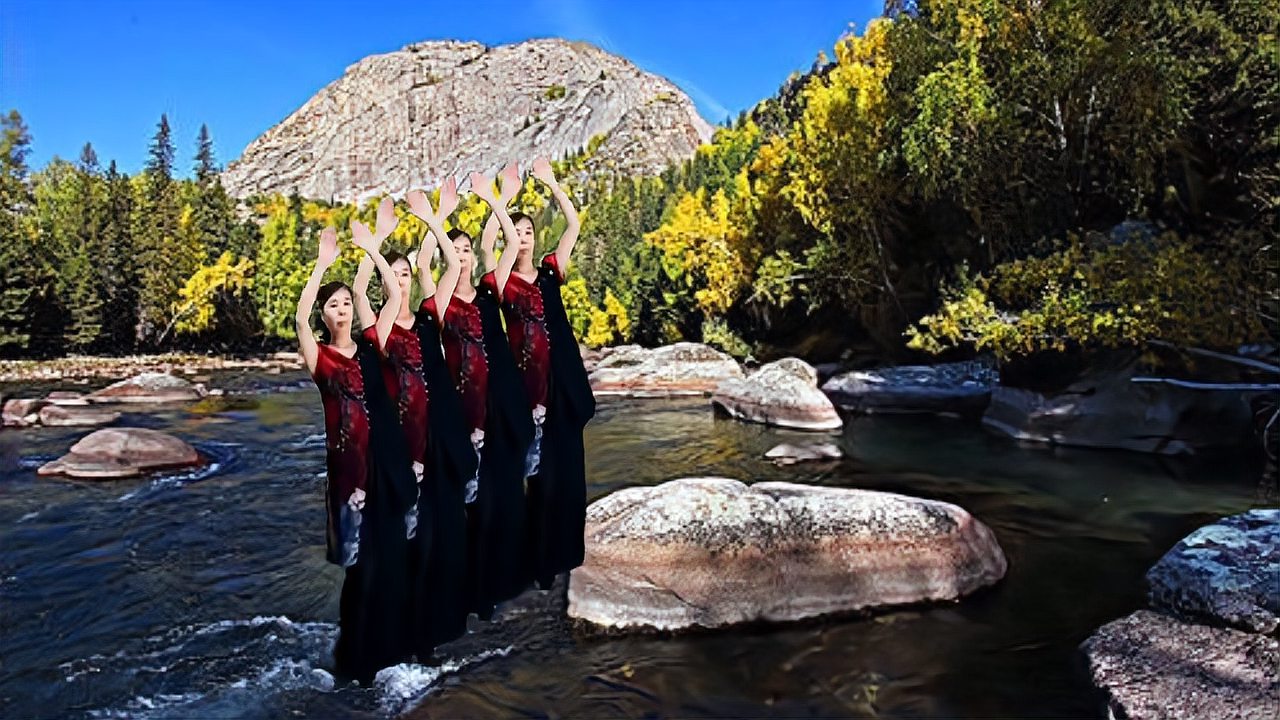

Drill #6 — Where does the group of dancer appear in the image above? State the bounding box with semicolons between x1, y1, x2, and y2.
294;158;595;684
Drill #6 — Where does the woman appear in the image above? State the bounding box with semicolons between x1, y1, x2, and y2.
351;187;474;658
431;167;534;620
296;220;417;685
480;157;595;590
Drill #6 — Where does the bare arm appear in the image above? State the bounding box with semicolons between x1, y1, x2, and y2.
351;256;377;330
351;219;401;350
470;170;521;296
406;178;462;325
416;229;438;300
532;157;580;275
479;213;500;273
430;218;462;321
296;227;339;375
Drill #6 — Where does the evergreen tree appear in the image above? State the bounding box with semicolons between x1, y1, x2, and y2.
0;110;36;354
100;160;137;352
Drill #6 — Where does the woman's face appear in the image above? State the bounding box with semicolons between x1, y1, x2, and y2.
514;217;536;256
453;236;474;276
391;257;413;297
322;288;353;337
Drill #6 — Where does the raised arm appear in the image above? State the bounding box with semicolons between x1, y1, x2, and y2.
351;218;401;350
296;226;339;375
355;197;401;330
477;162;521;273
470;168;522;296
351;256;377;330
406;178;462;323
531;157;580;275
479;213;500;273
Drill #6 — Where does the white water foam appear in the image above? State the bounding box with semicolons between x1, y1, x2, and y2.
375;646;513;715
75;616;512;719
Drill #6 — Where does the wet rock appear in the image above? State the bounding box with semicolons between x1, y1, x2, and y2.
38;428;201;479
589;343;743;396
1146;509;1280;634
764;443;843;465
88;372;204;404
822;361;996;416
38;404;121;428
45;390;89;406
1081;610;1279;720
568;478;1006;631
713;358;842;431
983;362;1258;454
3;398;44;427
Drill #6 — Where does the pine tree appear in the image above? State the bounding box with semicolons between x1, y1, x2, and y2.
66;143;106;349
100;160;138;352
191;124;234;260
133;114;188;345
0;110;36;354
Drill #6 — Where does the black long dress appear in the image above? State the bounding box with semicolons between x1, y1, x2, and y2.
318;338;418;685
472;281;535;616
412;305;478;655
529;257;596;588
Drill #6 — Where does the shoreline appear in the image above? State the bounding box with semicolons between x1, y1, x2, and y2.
0;352;304;385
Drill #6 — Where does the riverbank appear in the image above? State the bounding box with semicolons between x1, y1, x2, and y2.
0;352;303;384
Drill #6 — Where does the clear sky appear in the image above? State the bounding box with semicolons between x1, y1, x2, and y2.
1;0;883;176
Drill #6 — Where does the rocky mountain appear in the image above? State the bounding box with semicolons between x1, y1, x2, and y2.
221;38;715;203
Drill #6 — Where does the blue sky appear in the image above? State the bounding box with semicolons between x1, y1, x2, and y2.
1;0;883;176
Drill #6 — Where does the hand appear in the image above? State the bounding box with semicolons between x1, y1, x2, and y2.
350;218;381;255
318;227;339;267
347;487;367;512
531;157;556;185
437;176;459;218
374;196;399;239
497;162;521;203
469;172;497;205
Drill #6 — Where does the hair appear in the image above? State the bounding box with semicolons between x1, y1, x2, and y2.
509;211;534;230
315;281;351;344
446;228;471;244
384;250;410;268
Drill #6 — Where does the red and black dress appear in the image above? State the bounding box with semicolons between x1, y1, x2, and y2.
430;286;534;619
523;254;596;589
313;339;417;684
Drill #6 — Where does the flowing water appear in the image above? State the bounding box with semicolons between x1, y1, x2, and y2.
0;369;1271;719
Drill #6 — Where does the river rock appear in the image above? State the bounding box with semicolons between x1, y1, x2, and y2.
45;390;89;406
38;428;201;479
1081;610;1279;720
589;343;744;396
568;478;1007;631
1146;509;1280;634
38;404;121;428
712;358;842;431
3;398;44;427
821;361;997;416
88;372;204;404
983;362;1258;454
764;442;843;465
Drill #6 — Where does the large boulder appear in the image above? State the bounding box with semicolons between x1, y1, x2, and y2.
3;398;44;427
568;478;1007;631
982;362;1258;454
712;358;842;431
38;404;121;428
821;361;997;416
1146;509;1280;634
88;372;204;404
1081;610;1279;720
38;428;202;479
588;343;744;396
